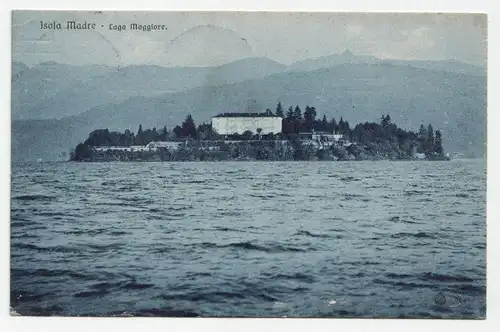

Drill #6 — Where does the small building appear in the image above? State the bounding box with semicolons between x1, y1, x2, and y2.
145;141;182;151
298;131;343;141
212;112;282;135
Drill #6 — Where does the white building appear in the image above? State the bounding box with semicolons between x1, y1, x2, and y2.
94;146;132;152
211;113;282;135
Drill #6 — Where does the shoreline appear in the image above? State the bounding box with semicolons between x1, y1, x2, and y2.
70;156;451;163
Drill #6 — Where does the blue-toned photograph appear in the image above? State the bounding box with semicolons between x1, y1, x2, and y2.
10;11;486;319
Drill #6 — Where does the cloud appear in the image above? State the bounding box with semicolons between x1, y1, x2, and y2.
12;11;487;67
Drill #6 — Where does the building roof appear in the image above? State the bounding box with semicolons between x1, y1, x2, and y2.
213;112;281;118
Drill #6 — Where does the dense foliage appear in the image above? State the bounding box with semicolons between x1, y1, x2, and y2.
71;102;446;161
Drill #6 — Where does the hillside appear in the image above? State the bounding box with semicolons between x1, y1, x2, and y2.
11;57;286;120
12;63;486;161
288;50;485;76
12;52;484;121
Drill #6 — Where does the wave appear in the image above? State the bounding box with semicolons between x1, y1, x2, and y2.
73;289;110;298
385;272;414;279
212;226;246;232
10;220;40;228
185;271;212;278
380;271;478;285
388;216;421;224
248;194;276;199
121;282;155;290
85;243;125;252
11;243;79;253
373;278;440;290
56;228;105;236
156;290;246;302
448;284;486;295
342;193;365;200
419;272;474;283
294;230;331;238
275;272;316;283
11;289;54;303
109;231;130;236
391;232;437;239
403;190;428;196
89;282;116;290
107;308;199;317
149;246;173;254
198;241;310;253
11;268;91;280
13;194;55;201
36;211;84;218
340;176;360;182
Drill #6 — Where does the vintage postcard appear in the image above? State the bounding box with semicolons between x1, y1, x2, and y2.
10;11;486;319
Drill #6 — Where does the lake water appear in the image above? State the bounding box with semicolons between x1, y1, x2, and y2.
10;160;486;318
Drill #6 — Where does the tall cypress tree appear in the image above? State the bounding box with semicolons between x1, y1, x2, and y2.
331;117;337;133
136;124;143;145
276;102;284;118
435;130;443;155
426;124;435;153
322;115;328;131
286;106;294;120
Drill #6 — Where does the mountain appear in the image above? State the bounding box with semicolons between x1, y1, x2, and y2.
288;50;485;76
12;52;485;122
12;63;486;161
288;49;381;71
11;57;286;120
381;59;485;76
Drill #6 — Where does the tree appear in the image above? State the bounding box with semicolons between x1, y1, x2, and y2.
136;124;144;145
283;106;295;135
293;106;302;133
294;106;302;120
304;106;317;132
426;124;435;153
343;120;351;139
276;102;284;118
338;117;345;134
419;124;427;136
242;130;253;140
74;143;92;161
330;117;338;133
381;114;391;128
152;127;159;141
256;128;263;140
181;114;197;138
173;125;183;138
321;115;328;132
286;106;294;120
162;126;168;141
427;124;434;142
265;108;273;116
435;130;444;155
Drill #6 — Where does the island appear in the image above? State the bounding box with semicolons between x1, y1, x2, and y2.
70;103;449;162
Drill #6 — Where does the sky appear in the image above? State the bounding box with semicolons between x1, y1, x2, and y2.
12;11;487;67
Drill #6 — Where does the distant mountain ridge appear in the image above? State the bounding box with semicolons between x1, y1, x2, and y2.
12;51;484;121
287;50;485;76
11;57;287;120
12;61;486;161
